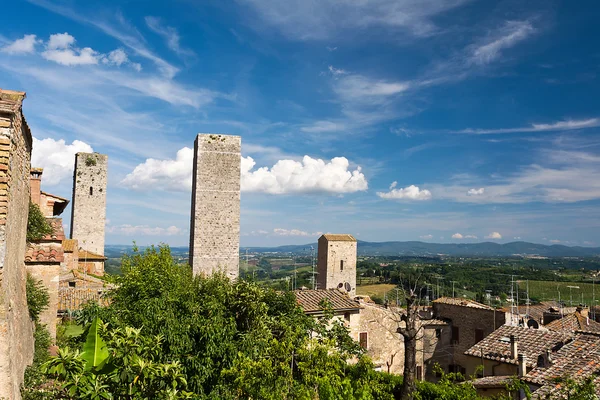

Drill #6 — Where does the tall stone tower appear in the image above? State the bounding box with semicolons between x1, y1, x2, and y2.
317;234;357;295
189;134;241;279
70;152;107;255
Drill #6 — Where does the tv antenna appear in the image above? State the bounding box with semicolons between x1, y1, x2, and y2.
567;285;580;307
310;245;316;289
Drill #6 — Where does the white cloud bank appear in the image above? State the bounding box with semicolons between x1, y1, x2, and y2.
121;149;368;195
467;188;485;196
457;118;600;135
1;34;40;54
485;232;502;239
273;228;323;237
470;20;535;65
451;233;463;239
419;234;433;240
31;137;94;186
377;182;431;200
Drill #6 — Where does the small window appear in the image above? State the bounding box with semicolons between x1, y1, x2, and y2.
340;260;344;271
475;328;484;343
435;328;441;338
344;312;351;322
359;332;368;349
451;326;459;345
89;186;93;195
68;281;76;288
537;355;545;368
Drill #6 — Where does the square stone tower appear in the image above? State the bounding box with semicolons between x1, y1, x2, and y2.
189;134;241;279
70;152;108;256
317;234;357;295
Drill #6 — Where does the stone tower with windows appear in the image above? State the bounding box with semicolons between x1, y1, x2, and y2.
189;133;241;279
70;152;107;256
317;234;357;295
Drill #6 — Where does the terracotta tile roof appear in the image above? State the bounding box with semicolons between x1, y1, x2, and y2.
433;297;494;310
40;191;69;202
471;375;514;388
525;334;600;398
41;218;65;241
545;312;600;334
78;249;107;261
25;243;64;263
320;234;357;242
464;325;571;367
294;289;360;314
62;239;77;253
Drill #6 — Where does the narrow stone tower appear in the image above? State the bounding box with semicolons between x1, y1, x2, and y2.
70;152;107;255
189;133;241;279
317;234;357;295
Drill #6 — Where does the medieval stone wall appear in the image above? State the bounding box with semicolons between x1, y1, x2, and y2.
70;153;107;256
189;134;240;279
317;236;357;295
25;264;59;341
0;90;34;400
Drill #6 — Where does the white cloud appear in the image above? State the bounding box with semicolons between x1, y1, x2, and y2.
120;147;193;192
467;187;485;196
145;16;194;57
107;224;184;236
464;235;478;239
584;241;595;246
470;20;535;65
377;184;432;200
47;32;75;50
548;239;561;244
273;228;322;236
237;0;471;40
122;149;368;195
42;33;102;66
242;155;368;194
514;236;521;240
457;118;600;135
300;121;346;133
485;232;502;239
420;234;433;240
328;65;347;76
31;137;94;186
104;48;129;66
451;233;464;239
1;34;40;54
333;73;410;103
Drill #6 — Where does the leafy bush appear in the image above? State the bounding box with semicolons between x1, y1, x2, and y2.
26;202;52;243
26;274;49;322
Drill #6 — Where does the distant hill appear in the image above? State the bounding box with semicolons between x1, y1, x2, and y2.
242;241;600;257
105;241;600;258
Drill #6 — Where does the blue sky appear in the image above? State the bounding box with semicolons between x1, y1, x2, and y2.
1;0;599;247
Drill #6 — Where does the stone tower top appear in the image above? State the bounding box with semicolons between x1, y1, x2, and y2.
189;133;241;279
317;233;357;295
70;152;108;257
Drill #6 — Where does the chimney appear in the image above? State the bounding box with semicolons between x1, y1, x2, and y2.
30;168;43;206
510;335;518;360
518;354;527;377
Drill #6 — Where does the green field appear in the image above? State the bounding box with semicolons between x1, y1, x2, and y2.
522;280;600;306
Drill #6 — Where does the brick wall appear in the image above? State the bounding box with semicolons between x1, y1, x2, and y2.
70;153;108;257
25;263;59;341
0;90;34;399
189;134;241;279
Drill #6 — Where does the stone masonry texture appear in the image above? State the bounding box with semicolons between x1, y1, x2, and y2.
70;153;108;257
0;89;35;400
189;134;241;279
317;234;357;295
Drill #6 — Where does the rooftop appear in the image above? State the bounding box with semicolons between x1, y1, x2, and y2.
25;243;64;263
471;375;514;389
294;289;361;314
464;325;571;368
42;218;66;241
62;239;77;253
320;234;357;242
545;311;600;334
78;249;107;261
433;297;495;310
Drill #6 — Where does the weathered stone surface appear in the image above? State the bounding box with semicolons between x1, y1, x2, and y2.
317;234;357;295
70;153;108;258
189;134;241;279
0;89;34;400
25;264;59;341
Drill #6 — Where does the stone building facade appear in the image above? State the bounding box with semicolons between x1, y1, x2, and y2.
317;234;357;295
428;297;507;378
0;89;34;400
189;134;241;279
70;152;108;257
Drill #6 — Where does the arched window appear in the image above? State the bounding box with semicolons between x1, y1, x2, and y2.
89;187;93;195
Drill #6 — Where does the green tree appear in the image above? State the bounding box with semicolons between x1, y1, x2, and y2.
26;202;52;242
